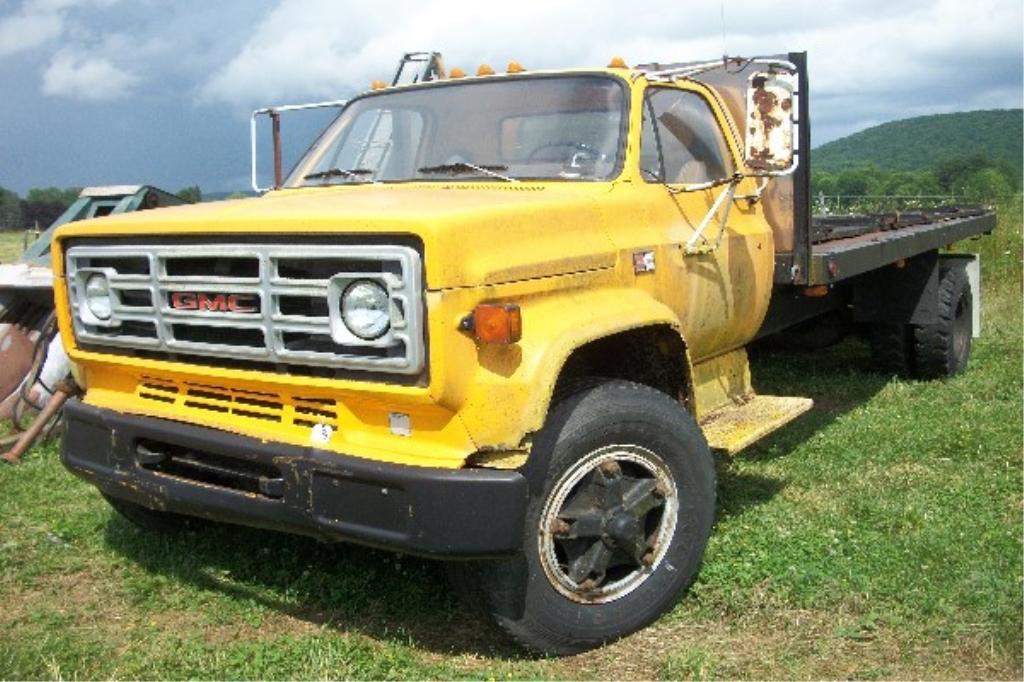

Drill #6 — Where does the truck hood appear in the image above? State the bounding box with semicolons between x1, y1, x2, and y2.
55;183;617;289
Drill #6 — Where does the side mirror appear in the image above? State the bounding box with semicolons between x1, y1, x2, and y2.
744;71;797;173
250;99;348;193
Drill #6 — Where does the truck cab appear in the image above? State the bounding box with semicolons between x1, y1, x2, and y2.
53;53;990;655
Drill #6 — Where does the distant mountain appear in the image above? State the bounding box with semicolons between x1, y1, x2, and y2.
812;109;1022;173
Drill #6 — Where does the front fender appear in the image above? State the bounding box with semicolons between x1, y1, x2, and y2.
433;281;687;452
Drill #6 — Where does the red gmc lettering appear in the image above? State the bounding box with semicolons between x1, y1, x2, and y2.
197;293;227;312
169;292;257;313
226;294;258;313
170;292;197;310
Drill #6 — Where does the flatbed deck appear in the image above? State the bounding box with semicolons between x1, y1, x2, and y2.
776;206;996;286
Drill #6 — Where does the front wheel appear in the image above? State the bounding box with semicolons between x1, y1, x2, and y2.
448;380;716;655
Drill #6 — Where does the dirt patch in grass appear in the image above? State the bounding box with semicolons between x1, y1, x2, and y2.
146;608;321;646
557;605;1017;680
1;569;122;625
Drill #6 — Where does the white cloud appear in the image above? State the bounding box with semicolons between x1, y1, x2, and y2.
41;47;139;100
0;0;119;56
198;0;1022;143
0;0;144;100
0;1;65;56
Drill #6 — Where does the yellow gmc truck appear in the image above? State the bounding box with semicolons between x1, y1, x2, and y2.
54;52;994;654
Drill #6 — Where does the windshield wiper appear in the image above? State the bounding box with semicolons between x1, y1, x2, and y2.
304;167;373;181
417;162;518;183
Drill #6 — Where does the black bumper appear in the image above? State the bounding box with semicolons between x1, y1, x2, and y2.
61;400;529;558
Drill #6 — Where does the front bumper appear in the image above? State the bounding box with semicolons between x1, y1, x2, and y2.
61;400;528;558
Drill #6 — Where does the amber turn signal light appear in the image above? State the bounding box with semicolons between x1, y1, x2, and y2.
464;303;522;344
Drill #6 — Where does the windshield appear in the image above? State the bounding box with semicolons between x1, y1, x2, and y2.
287;75;626;187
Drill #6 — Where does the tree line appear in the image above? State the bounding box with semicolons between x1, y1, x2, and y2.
810;154;1020;199
0;185;203;231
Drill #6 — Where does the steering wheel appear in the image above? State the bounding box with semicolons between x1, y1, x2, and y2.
526;141;601;164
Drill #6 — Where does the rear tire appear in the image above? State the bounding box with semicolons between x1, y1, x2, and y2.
448;379;716;655
913;264;972;379
870;322;914;376
868;263;973;379
784;311;849;351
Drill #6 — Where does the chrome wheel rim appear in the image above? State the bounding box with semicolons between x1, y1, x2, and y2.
537;444;679;604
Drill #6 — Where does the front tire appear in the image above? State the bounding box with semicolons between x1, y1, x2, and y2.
449;380;716;655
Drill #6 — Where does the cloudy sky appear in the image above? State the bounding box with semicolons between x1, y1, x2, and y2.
1;0;1021;195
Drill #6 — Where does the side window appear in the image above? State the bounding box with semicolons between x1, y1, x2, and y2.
639;101;663;182
639;89;734;184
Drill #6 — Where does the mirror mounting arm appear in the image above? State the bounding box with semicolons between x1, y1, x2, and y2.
675;175;743;255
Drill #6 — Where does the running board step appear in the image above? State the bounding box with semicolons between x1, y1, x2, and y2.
700;395;813;455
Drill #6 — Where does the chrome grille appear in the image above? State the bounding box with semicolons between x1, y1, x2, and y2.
65;243;424;375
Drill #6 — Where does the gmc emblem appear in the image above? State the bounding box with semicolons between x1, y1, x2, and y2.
170;292;258;314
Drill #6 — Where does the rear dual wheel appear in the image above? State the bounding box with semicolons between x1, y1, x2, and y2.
914;263;973;378
870;262;973;379
449;380;715;655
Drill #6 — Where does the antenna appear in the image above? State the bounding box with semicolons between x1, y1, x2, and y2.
720;0;727;57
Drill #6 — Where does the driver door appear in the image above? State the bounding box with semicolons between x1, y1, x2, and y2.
639;84;773;362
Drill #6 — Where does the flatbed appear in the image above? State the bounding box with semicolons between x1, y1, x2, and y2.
804;206;995;284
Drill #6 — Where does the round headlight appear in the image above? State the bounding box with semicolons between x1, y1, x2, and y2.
341;280;390;339
84;273;112;320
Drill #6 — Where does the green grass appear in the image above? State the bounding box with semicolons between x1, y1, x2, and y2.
1;198;1020;679
0;230;29;263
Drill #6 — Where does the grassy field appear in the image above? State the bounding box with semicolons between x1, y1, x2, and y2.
0;230;31;264
0;199;1020;679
